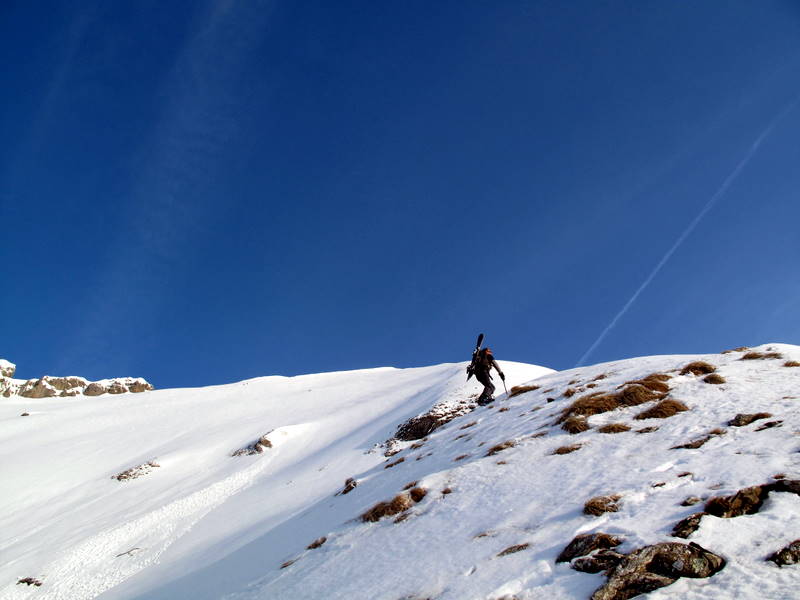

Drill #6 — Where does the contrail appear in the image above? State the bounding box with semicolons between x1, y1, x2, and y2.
575;95;800;368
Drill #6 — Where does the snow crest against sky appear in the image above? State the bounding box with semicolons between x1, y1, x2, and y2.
2;1;800;387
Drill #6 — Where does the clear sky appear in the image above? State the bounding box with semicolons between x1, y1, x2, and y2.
2;1;800;388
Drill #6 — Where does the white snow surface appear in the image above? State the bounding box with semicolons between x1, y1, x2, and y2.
1;345;799;600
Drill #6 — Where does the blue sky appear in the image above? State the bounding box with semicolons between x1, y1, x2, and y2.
2;1;800;388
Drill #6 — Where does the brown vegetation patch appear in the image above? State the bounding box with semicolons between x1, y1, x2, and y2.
486;440;516;456
280;559;296;569
671;428;725;450
562;416;591;434
680;361;716;376
681;496;702;507
113;461;160;481
564;388;578;398
723;346;749;353
497;543;530;557
598;423;631;434
623;373;671;394
636;426;659;433
409;487;427;503
508;384;539;398
385;457;405;469
590;542;725;600
741;351;783;360
459;421;477;430
17;578;42;587
558;394;620;423
755;420;782;431
584;494;621;516
728;412;772;427
553;444;582;455
677;471;693;478
454;454;470;461
307;537;327;550
557;532;623;563
498;407;509;412
784;360;800;367
442;487;452;495
402;481;418;490
703;374;726;384
593;373;608;381
529;431;548;439
409;441;425;449
635;399;688;420
768;540;800;566
361;493;414;522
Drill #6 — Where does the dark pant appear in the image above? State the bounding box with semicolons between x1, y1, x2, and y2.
476;370;495;404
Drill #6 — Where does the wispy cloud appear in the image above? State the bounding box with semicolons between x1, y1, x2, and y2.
575;94;800;368
56;1;273;375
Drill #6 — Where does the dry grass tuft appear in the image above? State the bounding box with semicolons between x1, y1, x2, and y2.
498;407;509;413
558;394;620;422
741;351;783;360
593;373;608;381
728;412;772;427
553;444;582;455
509;384;540;398
361;493;414;522
583;494;621;516
280;559;296;569
460;421;477;430
402;481;418;490
454;454;470;461
635;398;689;420
442;487;453;495
703;374;726;384
722;346;749;354
624;373;671;394
409;441;424;449
409;487;427;503
598;423;631;434
307;537;327;550
617;384;662;407
497;543;530;557
783;361;800;367
563;388;578;398
486;440;516;456
385;457;405;469
680;361;716;376
562;416;591;434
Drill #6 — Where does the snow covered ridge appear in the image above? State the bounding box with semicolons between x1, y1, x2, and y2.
0;358;153;398
1;347;799;600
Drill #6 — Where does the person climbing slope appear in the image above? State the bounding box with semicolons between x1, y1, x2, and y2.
471;347;505;406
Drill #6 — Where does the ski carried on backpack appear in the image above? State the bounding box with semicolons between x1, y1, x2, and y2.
466;333;484;381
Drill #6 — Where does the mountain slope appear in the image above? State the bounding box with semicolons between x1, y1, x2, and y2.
2;345;800;599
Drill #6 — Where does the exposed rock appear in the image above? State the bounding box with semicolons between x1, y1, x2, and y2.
755;420;782;431
6;371;153;398
84;383;106;396
728;412;772;427
336;477;358;495
232;433;273;456
307;536;327;550
556;533;623;563
393;399;475;441
704;485;770;518
591;542;725;600
672;512;706;538
0;359;15;377
573;549;626;574
681;496;702;507
113;461;160;481
18;378;58;398
16;577;42;587
767;540;800;566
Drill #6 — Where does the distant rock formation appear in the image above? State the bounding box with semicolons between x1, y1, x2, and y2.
0;359;15;378
0;358;154;398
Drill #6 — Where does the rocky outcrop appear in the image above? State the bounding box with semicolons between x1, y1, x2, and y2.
557;533;623;563
0;360;154;398
0;359;15;377
591;542;726;600
767;540;800;566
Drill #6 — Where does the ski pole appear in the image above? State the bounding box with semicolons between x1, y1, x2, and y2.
502;379;508;397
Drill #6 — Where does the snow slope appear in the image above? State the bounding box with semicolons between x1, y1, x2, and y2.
2;345;800;599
